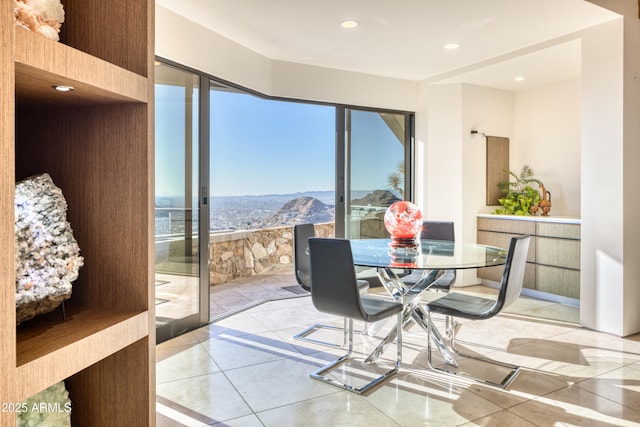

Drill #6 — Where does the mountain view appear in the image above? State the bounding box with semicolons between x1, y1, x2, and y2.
209;191;336;231
253;196;334;228
155;189;400;235
351;189;400;207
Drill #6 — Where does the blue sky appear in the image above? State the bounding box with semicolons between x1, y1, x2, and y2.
210;91;334;196
156;84;404;198
349;109;405;194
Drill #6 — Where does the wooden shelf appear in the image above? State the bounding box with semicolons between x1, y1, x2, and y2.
1;0;155;424
16;308;148;401
15;27;148;106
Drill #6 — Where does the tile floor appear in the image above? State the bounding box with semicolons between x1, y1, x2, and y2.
207;266;305;321
156;273;200;321
156;268;640;426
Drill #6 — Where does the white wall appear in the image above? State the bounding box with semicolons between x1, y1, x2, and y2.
419;79;582;223
581;17;624;335
418;83;513;285
419;82;515;223
619;2;640;338
271;61;417;111
156;5;272;94
581;0;640;336
156;6;417;112
420;84;463;222
462;84;514;223
461;85;513;285
513;78;582;217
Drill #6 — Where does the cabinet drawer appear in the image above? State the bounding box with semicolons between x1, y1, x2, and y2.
536;222;580;239
478;262;536;290
478;230;535;263
477;217;536;235
477;264;502;282
536;237;580;269
535;265;580;299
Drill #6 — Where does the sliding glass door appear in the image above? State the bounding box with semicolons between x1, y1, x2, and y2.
155;63;210;343
339;107;413;239
153;59;414;342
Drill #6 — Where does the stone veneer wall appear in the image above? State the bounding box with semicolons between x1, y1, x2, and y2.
209;223;334;285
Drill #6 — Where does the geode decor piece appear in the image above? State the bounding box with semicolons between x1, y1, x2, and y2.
15;174;84;325
17;381;72;427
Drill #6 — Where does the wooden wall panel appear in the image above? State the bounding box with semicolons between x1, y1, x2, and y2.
15;104;149;312
59;0;149;76
0;0;17;420
486;136;509;205
66;338;151;426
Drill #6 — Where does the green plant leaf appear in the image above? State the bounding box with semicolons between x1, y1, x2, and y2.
493;165;545;216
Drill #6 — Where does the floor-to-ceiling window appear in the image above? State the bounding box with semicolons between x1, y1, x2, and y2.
155;62;209;342
209;83;336;232
338;107;414;239
155;59;414;336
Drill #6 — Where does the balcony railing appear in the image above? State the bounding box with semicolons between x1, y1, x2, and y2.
155;222;335;286
155;204;391;286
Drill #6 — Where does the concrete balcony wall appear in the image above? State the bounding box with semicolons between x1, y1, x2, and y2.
209;223;335;285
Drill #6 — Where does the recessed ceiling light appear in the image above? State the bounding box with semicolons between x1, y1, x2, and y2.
443;43;460;50
514;76;525;82
341;20;359;29
52;85;74;92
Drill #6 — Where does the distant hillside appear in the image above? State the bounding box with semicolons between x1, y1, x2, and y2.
351;190;401;207
254;196;334;228
158;190;388;232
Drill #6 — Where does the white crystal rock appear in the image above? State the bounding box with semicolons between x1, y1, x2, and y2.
15;174;84;325
14;0;65;42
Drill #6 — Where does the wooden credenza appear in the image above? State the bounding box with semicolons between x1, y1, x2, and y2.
477;215;580;301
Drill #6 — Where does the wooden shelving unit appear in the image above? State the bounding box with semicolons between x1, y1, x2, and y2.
1;0;154;425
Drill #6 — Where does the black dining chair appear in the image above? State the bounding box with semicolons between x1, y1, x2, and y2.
425;235;531;389
308;237;403;394
292;224;369;348
402;220;456;292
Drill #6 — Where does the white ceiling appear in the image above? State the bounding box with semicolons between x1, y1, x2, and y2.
156;0;619;91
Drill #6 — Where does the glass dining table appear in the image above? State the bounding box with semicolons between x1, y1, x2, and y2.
349;238;507;366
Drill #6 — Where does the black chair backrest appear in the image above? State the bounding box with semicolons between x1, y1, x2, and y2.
293;223;315;292
420;220;455;241
493;235;531;315
308;238;367;322
421;220;456;286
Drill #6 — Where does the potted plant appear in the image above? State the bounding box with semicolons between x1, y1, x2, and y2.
494;165;544;216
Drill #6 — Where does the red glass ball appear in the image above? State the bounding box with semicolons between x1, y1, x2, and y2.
384;201;423;239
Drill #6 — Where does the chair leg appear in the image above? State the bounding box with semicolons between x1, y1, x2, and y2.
447;319;521;383
295;288;369;347
426;312;521;390
293;317;348;348
310;313;402;395
362;317;390;336
444;316;453;337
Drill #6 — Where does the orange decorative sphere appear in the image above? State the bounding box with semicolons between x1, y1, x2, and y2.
384;201;423;239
